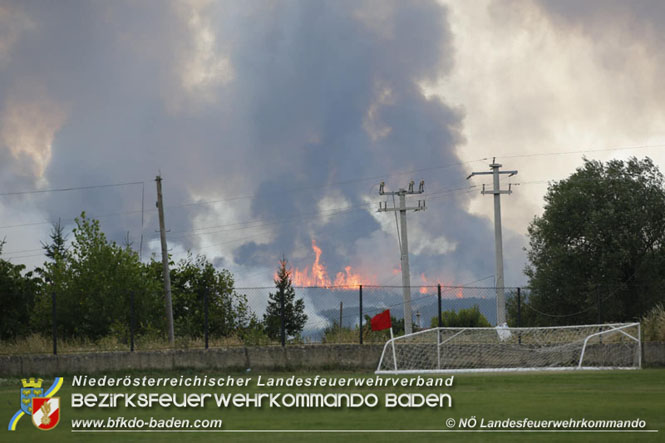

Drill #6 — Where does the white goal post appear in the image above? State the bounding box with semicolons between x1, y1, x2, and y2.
376;323;641;374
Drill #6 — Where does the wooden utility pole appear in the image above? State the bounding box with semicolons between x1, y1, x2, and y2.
156;175;175;345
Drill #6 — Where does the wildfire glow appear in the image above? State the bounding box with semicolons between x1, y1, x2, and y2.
277;239;371;287
419;273;464;298
418;272;428;294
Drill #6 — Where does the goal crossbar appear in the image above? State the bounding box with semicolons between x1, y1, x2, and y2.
376;323;641;374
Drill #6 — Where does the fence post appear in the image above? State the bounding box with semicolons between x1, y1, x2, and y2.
51;291;57;355
204;287;209;350
280;289;286;347
437;284;442;328
517;287;521;327
517;287;522;344
359;285;363;344
130;290;135;352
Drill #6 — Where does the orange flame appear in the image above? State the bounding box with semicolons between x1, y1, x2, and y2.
419;273;464;298
283;239;371;287
419;273;430;294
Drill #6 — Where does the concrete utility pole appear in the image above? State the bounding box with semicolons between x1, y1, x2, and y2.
155;175;175;345
378;180;426;335
466;159;517;325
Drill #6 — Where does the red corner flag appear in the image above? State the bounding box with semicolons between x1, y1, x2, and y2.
371;309;392;331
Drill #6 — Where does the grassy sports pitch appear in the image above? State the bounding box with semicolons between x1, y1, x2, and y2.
2;369;663;442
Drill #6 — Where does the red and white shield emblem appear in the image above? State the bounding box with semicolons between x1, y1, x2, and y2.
31;397;60;430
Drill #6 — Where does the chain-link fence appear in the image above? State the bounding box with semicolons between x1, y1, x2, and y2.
22;285;538;354
240;285;508;344
9;282;652;356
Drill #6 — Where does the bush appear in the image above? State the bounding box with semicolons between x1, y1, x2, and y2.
322;322;358;344
642;304;665;342
167;253;254;338
239;319;273;346
0;249;39;339
430;305;491;328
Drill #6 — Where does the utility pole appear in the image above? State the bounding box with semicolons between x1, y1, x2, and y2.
378;180;426;335
466;158;517;325
156;175;175;345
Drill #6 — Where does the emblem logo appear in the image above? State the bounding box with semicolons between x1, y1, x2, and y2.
8;377;63;431
20;378;44;415
31;397;60;431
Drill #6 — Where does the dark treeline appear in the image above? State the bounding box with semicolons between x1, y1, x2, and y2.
0;213;260;343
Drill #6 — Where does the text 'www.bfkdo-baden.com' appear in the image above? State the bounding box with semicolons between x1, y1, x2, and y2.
71;416;224;431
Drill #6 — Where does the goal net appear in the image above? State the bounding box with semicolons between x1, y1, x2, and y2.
376;323;641;374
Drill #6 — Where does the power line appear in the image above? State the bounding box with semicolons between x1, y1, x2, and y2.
2;246;43;254
167;184;476;239
0;208;144;230
5;252;47;260
499;143;665;160
0;163;478;232
157;158;488;211
0;140;662;204
3;142;663;265
168;190;479;278
2;140;661;229
168;228;278;258
1;186;476;263
0;181;144;197
156;185;471;243
5;187;475;258
167;204;369;237
0;183;473;232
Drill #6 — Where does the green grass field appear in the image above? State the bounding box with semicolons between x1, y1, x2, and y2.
2;369;664;442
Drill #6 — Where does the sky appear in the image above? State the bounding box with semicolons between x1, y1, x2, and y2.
1;0;664;289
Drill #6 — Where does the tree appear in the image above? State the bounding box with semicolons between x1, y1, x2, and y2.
264;258;307;340
166;253;254;338
388;316;415;335
33;213;164;339
505;289;538;327
41;218;67;261
430;305;491;328
525;157;665;325
34;221;71;327
0;241;40;339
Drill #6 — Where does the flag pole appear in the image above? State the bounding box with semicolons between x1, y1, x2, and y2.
390;327;397;371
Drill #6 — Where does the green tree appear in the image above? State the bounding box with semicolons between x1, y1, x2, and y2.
505;289;538;327
264;258;307;340
430;305;491;328
33;213;163;340
525;157;665;325
0;241;40;339
33;221;71;330
167;253;254;338
41;219;67;261
388;316;414;335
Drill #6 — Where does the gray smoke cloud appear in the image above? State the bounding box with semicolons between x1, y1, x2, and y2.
0;0;525;287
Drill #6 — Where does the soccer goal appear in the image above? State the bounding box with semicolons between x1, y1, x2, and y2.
375;323;641;374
